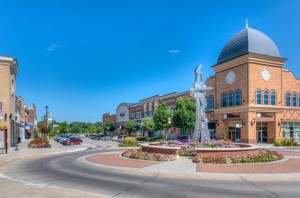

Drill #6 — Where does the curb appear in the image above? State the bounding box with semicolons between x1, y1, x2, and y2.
0;144;95;168
78;152;300;179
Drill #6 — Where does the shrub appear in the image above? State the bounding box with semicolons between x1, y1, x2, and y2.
122;149;176;161
276;138;298;146
136;136;147;141
119;137;141;147
274;140;281;146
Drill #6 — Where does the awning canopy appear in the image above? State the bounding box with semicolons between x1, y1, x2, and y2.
15;121;25;127
25;123;33;129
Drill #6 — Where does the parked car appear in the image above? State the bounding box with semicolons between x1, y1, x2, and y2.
62;137;83;145
97;134;105;140
104;136;112;141
89;134;97;139
117;135;127;142
79;134;85;138
112;136;118;141
59;135;72;144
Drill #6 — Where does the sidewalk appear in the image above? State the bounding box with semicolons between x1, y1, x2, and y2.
0;139;93;165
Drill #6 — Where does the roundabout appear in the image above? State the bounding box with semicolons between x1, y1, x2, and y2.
1;140;300;198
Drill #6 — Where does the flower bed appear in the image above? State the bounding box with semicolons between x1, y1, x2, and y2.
28;139;47;148
193;149;283;164
122;149;176;161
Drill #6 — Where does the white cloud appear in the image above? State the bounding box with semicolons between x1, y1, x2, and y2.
169;49;180;54
46;43;62;52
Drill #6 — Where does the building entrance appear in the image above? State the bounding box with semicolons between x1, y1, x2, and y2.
256;122;267;143
228;127;240;142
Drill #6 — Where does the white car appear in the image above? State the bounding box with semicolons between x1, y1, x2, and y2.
79;134;85;138
112;136;118;141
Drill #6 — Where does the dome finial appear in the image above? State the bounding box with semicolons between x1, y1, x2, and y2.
246;18;249;28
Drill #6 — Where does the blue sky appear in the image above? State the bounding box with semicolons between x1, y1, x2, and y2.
1;0;300;123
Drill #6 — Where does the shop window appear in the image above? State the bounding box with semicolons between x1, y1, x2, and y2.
228;92;233;106
256;90;262;105
263;91;269;105
286;93;291;107
221;93;227;107
209;96;214;109
292;93;297;107
270;91;276;106
235;91;241;106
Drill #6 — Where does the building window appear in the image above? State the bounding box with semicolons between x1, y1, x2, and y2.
130;113;135;119
136;112;141;119
263;91;269;105
209;96;214;109
235;91;241;106
148;111;152;117
256;90;262;105
143;112;147;118
120;113;125;117
221;93;227;107
271;91;276;106
228;92;233;106
286;93;291;107
292;93;297;107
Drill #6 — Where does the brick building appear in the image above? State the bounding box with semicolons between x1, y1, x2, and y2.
103;25;300;144
205;25;300;143
0;56;18;147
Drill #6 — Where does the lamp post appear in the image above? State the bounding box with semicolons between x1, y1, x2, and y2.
45;106;49;143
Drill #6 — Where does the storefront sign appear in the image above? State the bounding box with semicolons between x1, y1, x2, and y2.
0;102;2;119
0;129;4;149
236;123;242;128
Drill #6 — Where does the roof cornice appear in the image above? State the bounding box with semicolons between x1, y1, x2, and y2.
212;53;286;73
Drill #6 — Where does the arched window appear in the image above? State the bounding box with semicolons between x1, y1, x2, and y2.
270;91;276;106
228;92;233;106
292;93;297;107
256;90;262;105
209;96;214;109
286;93;291;107
221;93;227;107
264;91;269;105
235;91;241;106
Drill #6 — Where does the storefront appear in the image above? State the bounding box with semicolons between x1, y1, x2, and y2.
282;122;300;143
256;122;268;143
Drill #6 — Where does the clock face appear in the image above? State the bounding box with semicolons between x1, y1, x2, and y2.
261;68;271;81
226;71;236;84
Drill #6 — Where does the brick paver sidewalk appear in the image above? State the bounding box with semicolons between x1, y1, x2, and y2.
86;154;160;168
85;151;300;174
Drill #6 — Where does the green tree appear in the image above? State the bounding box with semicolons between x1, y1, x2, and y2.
172;98;196;140
104;120;113;132
89;125;97;134
71;125;81;133
141;117;155;137
94;122;103;128
153;103;172;138
58;122;68;134
124;120;137;136
96;126;104;134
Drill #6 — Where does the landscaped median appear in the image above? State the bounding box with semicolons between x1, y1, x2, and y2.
121;140;284;164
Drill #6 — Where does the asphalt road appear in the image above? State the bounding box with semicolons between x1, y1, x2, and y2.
1;139;300;198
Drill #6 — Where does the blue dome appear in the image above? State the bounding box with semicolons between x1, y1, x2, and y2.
217;27;280;64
